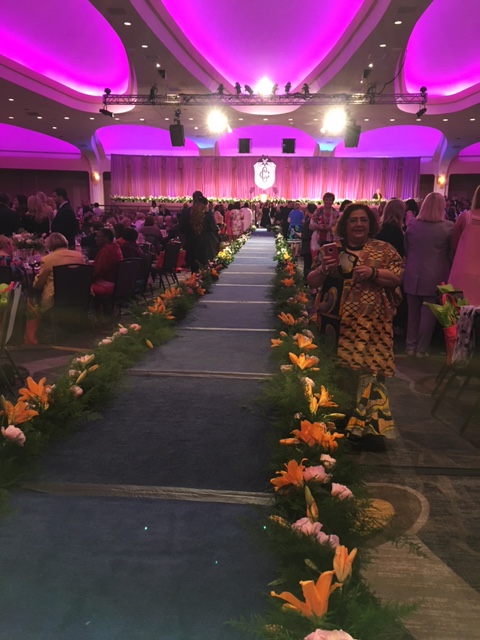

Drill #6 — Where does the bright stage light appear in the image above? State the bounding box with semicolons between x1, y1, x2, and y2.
207;110;229;133
255;77;274;96
321;107;347;135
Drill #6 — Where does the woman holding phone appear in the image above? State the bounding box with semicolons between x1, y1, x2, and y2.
308;203;404;449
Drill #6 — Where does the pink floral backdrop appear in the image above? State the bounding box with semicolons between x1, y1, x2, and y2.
111;155;420;200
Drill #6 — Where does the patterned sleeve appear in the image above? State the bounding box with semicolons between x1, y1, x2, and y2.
381;243;404;277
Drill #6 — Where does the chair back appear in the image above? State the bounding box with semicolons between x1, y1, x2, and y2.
0;282;22;350
113;258;142;301
162;242;182;271
53;264;93;308
137;252;154;294
0;266;13;285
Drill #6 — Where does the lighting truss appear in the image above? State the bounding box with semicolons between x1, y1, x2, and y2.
102;92;427;107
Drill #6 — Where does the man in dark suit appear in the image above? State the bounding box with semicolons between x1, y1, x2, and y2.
0;192;20;236
51;188;78;249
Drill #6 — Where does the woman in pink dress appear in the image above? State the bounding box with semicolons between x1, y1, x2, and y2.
449;185;480;305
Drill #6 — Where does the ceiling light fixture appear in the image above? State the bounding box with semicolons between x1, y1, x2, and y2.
415;107;427;118
255;77;274;96
124;21;131;26
99;108;114;117
141;44;148;48
8;116;13;119
321;107;347;135
207;110;229;133
52;126;57;129
89;117;95;120
379;43;387;47
394;20;402;25
368;63;373;68
64;116;70;120
8;98;14;102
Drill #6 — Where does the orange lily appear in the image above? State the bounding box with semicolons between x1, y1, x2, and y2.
281;277;294;287
314;385;338;408
2;399;39;425
284;420;344;452
18;376;51;409
278;312;297;326
333;545;358;583
271;570;341;619
284;263;295;276
270;459;306;491
160;287;181;301
295;292;309;304
270;338;283;348
294;334;318;351
305;485;319;522
288;352;319;370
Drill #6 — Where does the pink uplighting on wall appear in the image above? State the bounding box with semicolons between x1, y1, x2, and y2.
334;126;444;159
0;124;81;157
403;0;480;96
95;126;199;157
216;126;317;156
0;0;130;96
159;0;365;90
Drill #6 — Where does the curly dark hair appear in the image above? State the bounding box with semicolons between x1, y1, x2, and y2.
335;203;379;239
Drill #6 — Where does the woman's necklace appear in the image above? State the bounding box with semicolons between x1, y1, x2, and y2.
344;241;366;251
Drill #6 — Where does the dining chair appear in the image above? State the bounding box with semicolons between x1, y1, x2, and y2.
95;258;142;318
51;263;93;333
431;306;480;433
0;282;27;395
0;265;13;285
152;242;182;289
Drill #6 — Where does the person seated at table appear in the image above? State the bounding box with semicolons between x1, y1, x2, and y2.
121;228;143;259
138;215;162;254
32;233;84;310
80;220;103;260
0;235;29;287
91;227;122;297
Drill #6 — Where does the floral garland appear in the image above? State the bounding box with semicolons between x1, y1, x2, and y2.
110;195;388;206
234;235;413;640
0;235;248;498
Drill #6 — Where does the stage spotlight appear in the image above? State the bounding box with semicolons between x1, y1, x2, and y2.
99;108;114;117
321;107;347;135
207;109;229;133
104;88;111;96
271;83;278;95
416;107;427;118
235;82;242;95
420;86;427;96
244;85;254;95
302;83;310;95
174;108;181;124
362;68;372;81
216;84;224;95
284;82;292;94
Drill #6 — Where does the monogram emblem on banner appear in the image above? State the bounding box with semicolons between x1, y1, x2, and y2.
254;157;276;190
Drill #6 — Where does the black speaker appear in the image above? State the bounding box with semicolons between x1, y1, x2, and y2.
344;124;361;148
282;138;295;154
169;124;185;147
238;138;251;154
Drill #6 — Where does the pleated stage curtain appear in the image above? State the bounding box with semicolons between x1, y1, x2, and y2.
111;155;420;200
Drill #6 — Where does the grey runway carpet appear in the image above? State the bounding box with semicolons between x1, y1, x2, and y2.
0;233;277;639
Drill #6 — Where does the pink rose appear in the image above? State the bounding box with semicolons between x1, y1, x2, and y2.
305;630;357;640
320;454;336;470
303;465;331;484
1;425;26;446
99;338;113;346
117;327;128;335
69;385;83;398
292;518;324;543
129;323;141;331
331;483;353;500
69;369;77;377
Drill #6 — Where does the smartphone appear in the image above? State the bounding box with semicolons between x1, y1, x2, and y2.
323;242;339;264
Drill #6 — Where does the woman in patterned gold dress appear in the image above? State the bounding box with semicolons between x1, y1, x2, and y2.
307;203;404;447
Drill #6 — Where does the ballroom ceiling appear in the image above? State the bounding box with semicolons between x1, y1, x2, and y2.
0;0;479;169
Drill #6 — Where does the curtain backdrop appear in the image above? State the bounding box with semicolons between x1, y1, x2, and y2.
111;155;420;200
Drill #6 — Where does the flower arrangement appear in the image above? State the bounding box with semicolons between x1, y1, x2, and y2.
233;240;415;640
11;232;45;253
